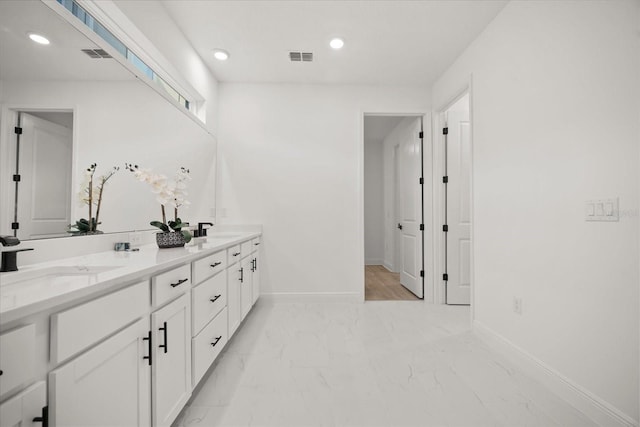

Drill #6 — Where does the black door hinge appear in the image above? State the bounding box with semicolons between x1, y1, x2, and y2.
419;224;424;231
443;273;449;281
443;127;448;135
420;270;424;277
14;126;22;135
442;176;448;183
442;224;448;232
12;174;20;182
419;131;424;139
419;177;423;185
11;222;19;230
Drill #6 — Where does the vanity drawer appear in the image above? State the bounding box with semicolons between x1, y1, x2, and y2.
192;308;227;387
240;239;252;256
192;251;226;285
0;381;46;426
192;270;227;336
51;281;149;365
227;244;242;265
152;264;191;307
251;237;261;253
0;324;35;398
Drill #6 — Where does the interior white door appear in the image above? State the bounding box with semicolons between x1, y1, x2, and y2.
446;110;471;305
398;117;423;298
49;318;151;427
17;113;72;239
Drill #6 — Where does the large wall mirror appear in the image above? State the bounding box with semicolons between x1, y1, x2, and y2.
0;0;217;241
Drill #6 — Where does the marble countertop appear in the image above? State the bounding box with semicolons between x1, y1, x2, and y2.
0;232;260;324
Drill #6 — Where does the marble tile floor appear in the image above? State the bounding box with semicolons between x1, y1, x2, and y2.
174;300;595;427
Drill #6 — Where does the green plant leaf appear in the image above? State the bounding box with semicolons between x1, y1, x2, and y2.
150;221;169;232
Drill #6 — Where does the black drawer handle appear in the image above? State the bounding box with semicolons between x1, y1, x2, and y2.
232;252;240;257
32;406;49;427
159;322;168;353
254;242;260;246
239;267;244;283
211;336;222;347
210;261;222;268
143;331;152;365
170;278;188;288
210;294;222;303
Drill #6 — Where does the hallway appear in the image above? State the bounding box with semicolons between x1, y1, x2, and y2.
175;301;594;427
365;265;420;301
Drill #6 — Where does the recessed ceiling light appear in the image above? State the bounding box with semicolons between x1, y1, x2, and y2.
329;38;344;49
28;33;50;45
213;49;229;61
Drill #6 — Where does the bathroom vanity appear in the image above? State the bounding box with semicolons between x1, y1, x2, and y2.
0;232;261;427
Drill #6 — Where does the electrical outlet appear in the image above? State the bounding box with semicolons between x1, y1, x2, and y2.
129;231;143;248
513;297;523;315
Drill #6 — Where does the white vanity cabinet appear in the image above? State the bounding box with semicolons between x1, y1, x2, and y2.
251;237;261;305
151;293;191;427
0;381;47;427
49;317;151;427
0;324;35;400
227;249;243;337
240;256;253;319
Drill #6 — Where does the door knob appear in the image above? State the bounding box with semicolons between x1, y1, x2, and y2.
397;223;403;230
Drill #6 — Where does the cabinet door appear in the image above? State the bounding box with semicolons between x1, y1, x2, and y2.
49;318;151;427
240;257;253;319
152;293;192;427
0;381;46;427
251;254;260;305
227;264;242;337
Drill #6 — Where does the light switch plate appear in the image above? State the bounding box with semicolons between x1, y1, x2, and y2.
585;198;619;222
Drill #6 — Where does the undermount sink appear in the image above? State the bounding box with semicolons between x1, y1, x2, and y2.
1;265;121;287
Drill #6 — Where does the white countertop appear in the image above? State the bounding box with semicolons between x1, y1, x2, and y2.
0;232;260;324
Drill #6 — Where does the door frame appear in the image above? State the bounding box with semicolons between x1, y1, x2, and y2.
433;83;475;311
359;111;433;302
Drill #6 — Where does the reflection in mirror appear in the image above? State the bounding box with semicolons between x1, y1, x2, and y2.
0;0;217;241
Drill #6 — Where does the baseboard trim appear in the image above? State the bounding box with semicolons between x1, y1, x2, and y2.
473;320;637;427
260;292;362;303
382;262;394;272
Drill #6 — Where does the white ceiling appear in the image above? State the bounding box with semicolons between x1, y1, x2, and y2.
0;1;134;82
160;0;507;86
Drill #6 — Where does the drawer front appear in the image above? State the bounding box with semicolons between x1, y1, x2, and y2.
0;381;46;426
240;239;252;256
251;236;261;253
152;264;191;307
192;308;228;387
51;281;149;365
192;270;227;336
227;244;242;266
0;324;35;398
192;251;225;285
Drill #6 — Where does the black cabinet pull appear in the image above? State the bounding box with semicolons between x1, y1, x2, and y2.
239;267;244;283
158;322;168;353
143;331;152;365
211;336;222;347
170;278;188;288
233;252;240;257
32;406;49;427
210;261;222;268
210;294;221;303
254;242;260;246
0;369;3;375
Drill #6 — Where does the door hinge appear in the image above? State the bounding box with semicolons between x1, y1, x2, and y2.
419;177;423;185
442;127;448;135
419;224;424;231
11;222;19;230
420;270;424;277
12;174;20;182
442;224;448;232
419;131;424;139
14;126;22;135
442;176;448;183
443;273;449;281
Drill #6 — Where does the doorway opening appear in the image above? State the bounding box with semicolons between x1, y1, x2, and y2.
440;93;472;305
363;115;424;301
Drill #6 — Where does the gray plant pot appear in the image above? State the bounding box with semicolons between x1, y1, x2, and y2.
156;231;186;248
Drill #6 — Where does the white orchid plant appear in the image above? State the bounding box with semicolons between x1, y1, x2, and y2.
125;163;192;242
69;163;119;234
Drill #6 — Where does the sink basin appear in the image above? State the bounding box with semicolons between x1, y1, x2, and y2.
1;265;120;287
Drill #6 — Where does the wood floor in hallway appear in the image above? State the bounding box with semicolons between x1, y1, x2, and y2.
365;265;420;301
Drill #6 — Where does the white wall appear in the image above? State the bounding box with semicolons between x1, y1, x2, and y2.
364;139;384;265
217;84;429;297
432;0;639;422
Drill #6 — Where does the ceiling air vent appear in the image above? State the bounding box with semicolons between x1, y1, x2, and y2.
81;48;112;59
289;51;313;62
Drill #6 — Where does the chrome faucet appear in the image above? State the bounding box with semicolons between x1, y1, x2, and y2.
0;235;34;272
